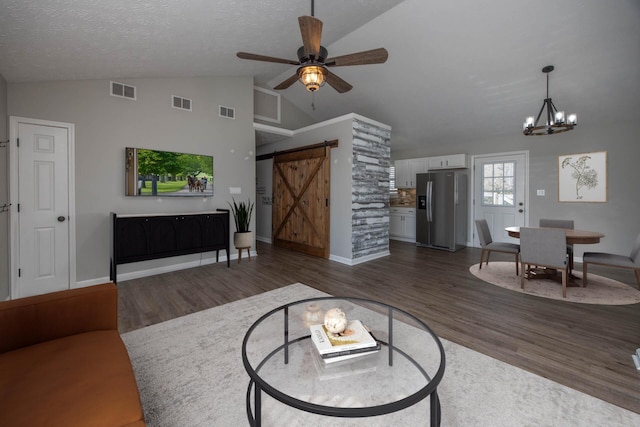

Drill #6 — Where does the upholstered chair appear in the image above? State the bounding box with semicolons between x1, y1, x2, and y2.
475;219;520;275
520;227;570;298
539;219;574;273
582;232;640;289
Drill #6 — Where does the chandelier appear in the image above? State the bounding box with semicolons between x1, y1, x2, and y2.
523;65;577;136
297;65;327;92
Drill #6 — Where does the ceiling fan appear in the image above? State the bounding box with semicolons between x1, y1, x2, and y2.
236;1;388;93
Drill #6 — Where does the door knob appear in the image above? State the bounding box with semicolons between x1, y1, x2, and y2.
57;216;66;222
518;209;524;213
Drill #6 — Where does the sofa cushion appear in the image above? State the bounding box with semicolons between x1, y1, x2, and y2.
0;330;144;427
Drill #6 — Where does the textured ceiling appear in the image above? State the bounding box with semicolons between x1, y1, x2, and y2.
0;0;403;83
1;0;639;153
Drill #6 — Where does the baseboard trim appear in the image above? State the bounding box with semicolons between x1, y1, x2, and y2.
329;250;390;266
390;236;416;243
75;251;257;286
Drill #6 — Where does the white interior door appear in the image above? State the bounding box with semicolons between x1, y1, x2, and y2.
10;117;76;298
472;152;529;246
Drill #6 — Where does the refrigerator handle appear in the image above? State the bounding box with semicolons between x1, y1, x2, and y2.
454;175;458;205
427;181;433;222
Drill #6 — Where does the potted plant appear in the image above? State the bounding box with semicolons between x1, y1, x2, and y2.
228;197;254;249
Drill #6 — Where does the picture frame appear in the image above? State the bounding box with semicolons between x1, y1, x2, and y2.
558;151;607;202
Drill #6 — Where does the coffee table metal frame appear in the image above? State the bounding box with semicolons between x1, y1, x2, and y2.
242;296;446;426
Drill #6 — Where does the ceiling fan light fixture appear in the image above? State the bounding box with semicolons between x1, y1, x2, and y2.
298;65;327;92
523;65;577;136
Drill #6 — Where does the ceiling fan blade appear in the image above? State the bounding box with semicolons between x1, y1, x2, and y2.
273;74;300;90
298;16;323;58
325;71;353;93
325;48;389;67
236;52;300;66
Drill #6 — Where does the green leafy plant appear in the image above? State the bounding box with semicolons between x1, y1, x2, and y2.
228;198;254;233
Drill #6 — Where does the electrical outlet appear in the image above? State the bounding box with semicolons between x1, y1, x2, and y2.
536;189;545;196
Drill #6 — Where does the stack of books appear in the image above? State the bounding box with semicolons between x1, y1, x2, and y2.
310;319;380;364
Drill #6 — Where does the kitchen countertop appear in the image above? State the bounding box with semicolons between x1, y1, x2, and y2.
390;203;416;208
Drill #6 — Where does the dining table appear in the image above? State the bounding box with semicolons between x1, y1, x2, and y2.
505;226;604;245
504;226;605;284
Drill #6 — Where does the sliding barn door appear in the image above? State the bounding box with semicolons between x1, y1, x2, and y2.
272;146;330;258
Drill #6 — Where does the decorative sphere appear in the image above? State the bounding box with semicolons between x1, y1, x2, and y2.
324;308;348;334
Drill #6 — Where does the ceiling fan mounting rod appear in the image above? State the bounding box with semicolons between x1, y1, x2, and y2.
311;0;314;17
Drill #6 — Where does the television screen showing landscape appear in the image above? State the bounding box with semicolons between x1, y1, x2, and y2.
125;147;213;197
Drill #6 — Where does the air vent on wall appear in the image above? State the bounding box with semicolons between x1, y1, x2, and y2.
110;81;136;100
219;105;235;119
172;95;192;111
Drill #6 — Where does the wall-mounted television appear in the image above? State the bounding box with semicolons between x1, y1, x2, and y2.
125;147;213;197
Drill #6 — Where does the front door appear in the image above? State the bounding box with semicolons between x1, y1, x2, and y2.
472;152;528;246
10;117;76;298
272;146;330;258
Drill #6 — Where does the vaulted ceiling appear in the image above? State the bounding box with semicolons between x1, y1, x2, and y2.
1;0;638;153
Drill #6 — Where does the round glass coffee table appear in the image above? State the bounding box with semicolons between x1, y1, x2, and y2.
242;296;445;426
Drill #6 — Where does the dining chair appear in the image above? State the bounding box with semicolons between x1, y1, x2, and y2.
475;219;520;275
519;227;570;297
582;232;640;290
539;219;574;273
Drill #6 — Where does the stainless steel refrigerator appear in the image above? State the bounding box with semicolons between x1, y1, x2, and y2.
416;171;468;251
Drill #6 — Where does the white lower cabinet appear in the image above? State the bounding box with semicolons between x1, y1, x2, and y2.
389;208;416;242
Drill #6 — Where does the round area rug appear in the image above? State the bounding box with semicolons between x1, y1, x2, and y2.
469;262;640;305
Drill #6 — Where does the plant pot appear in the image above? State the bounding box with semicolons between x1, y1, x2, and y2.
233;231;253;249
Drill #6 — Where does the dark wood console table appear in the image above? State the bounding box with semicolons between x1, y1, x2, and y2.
110;210;230;283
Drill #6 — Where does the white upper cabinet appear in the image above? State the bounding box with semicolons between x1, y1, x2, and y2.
395;159;411;188
395;154;466;187
395;158;428;188
427;154;467;170
410;158;428;177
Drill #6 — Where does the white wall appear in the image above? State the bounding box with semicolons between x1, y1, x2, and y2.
256;115;355;260
0;74;8;299
255;157;273;243
253;88;316;130
8;76;255;284
394;120;640;257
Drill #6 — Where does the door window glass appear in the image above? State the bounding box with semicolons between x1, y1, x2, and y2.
482;161;516;206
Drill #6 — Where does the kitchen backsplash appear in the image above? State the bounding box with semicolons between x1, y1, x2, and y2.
390;188;416;207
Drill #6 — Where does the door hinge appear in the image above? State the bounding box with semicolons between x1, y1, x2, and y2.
16;137;19;147
17;203;20;212
326;198;328;207
18;268;21;277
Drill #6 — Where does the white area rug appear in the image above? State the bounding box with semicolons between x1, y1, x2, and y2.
469;262;640;305
122;283;640;426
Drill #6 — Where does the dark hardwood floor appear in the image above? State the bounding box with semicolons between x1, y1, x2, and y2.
117;240;640;414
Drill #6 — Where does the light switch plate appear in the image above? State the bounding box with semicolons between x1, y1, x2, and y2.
229;187;242;194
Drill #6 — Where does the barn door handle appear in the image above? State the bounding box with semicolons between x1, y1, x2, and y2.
57;216;66;222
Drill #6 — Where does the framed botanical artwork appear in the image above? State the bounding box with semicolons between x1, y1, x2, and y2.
558;151;607;202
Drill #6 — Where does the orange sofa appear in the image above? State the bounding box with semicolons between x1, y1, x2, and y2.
0;283;145;426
